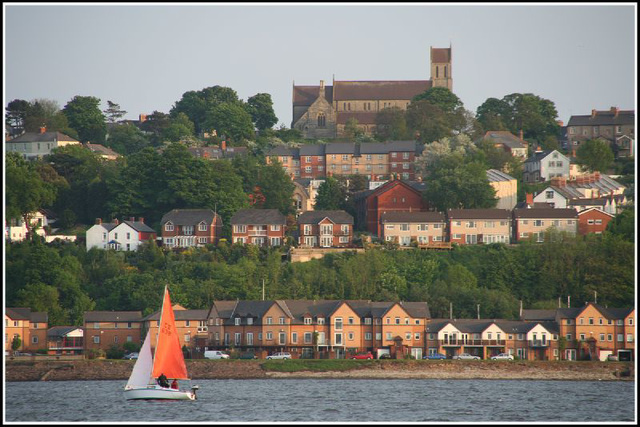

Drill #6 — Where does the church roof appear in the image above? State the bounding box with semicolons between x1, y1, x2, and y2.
292;85;333;106
333;80;432;101
431;47;452;63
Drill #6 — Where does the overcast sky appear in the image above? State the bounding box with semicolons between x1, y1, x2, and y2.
4;3;636;128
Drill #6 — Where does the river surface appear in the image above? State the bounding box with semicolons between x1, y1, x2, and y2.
4;379;636;423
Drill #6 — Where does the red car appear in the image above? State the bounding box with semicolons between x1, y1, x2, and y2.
350;352;374;360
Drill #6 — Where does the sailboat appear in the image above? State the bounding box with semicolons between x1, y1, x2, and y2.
124;286;199;400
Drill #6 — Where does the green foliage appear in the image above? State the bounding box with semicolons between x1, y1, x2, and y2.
162;112;195;142
255;162;296;215
204;102;254;142
123;341;141;353
105;123;151;155
606;209;634;242
374;107;411;141
413;87;463;114
576;139;615;173
422;153;497;211
11;335;22;352
314;177;346;210
62;95;107;144
246;93;278;131
103;101;127;124
106;344;125;360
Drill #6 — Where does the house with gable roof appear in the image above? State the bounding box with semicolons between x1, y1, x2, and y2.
523;149;570;183
481;130;528;158
380;211;447;247
512;207;578;242
566;107;634;158
83;311;143;354
297;210;354;248
143;305;209;354
6;126;80;160
230;209;286;247
577;207;615;235
47;326;84;355
5;307;48;353
161;209;223;248
86;217;156;251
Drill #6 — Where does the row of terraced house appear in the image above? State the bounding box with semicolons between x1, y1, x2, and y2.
6;301;634;362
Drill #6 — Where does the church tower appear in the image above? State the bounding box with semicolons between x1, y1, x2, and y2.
430;45;452;91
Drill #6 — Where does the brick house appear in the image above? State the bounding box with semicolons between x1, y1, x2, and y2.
566;107;634;158
299;144;326;179
230;209;287;246
5;307;48;353
577;207;615;235
297;210;354;248
355;179;428;236
83;311;143;354
447;209;512;245
380;211;447;247
266;146;301;178
160;209;223;248
512;208;578;242
143;305;209;357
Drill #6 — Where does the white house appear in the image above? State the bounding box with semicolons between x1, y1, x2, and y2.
86;218;157;251
523;149;570;183
5;210;49;242
6;127;80;160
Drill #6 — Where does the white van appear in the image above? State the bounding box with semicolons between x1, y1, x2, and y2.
204;350;229;359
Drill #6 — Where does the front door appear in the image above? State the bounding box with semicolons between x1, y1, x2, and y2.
565;349;576;361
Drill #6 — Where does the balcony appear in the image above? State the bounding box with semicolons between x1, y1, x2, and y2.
248;230;267;236
430;339;506;347
529;340;549;347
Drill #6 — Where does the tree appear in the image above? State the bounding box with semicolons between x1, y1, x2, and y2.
405;100;452;143
415;134;478;175
162;112;195;142
105;123;151;155
171;85;242;134
256;162;296;215
103;101;127;124
374;107;411;141
413;87;463;114
6;153;57;239
6;99;30;130
606;209;634;242
203;103;254;142
62;96;107;144
314;177;346;210
576;139;614;172
476;97;509;132
11;335;22;352
422;153;497;211
344;118;363;140
247;93;278;131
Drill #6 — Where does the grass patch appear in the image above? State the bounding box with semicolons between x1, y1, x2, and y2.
261;359;378;372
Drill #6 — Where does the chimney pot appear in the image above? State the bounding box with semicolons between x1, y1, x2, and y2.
96;218;102;225
138;217;144;224
519;129;524;140
139;114;147;122
591;109;597;118
129;216;135;222
221;140;226;151
39;126;47;134
113;218;119;225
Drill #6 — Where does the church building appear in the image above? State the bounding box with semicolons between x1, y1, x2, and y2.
291;46;453;139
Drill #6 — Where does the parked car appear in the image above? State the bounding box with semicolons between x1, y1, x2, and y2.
378;353;391;359
423;353;447;360
607;354;619;361
239;352;258;360
204;350;230;360
122;352;139;360
266;352;291;360
491;353;514;361
350;352;374;360
452;353;481;360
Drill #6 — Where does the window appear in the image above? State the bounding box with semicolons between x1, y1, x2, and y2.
198;222;207;231
94;322;100;329
589;318;594;325
385;332;392;341
266;317;273;325
607;334;612;341
93;336;100;344
235;318;241;326
403;152;410;159
247;333;253;345
599;318;603;325
405;333;412;341
466;221;476;228
534;220;544;227
198;237;207;244
304;332;312;344
279;317;285;325
348;332;354;341
566;333;572;341
579;318;584;325
579;334;586;341
247;318;253;325
183;226;194;235
627;334;633;343
165;223;174;231
266;332;273;341
365;332;372;340
599;333;605;341
395;317;400;325
304;317;312;325
400;224;409;231
271;225;281;231
32;336;38;344
617;334;623;342
317;317;325;325
329;319;343;335
517;334;524;341
405;318;409;325
234;225;246;234
629;318;634;325
348;317;354;325
291;332;298;344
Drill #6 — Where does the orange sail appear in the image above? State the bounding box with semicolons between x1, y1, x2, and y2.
152;286;189;380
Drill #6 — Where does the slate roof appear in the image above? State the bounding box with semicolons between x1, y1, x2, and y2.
297;210;354;224
486;169;516;182
86;143;119;157
292;85;334;106
591;304;634;320
143;308;209;321
6;307;32;320
325;142;356;154
267;146;300;157
567;110;634;127
8;131;79;143
512;208;578;219
84;311;142;322
521;308;583;321
120;220;156;233
160;209;220;226
230;209;286;225
47;326;83;338
380;211;445;223
333;80;432;101
208;301;238;320
299;144;326;156
282;300;344;323
483;131;527;150
524;150;566;164
447;209;512;220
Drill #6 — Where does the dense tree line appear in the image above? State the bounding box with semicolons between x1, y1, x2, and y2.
5;226;634;326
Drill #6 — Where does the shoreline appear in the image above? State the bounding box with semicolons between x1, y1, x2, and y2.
4;359;634;382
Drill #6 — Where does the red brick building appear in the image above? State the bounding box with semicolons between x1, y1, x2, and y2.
230;209;287;246
355;179;429;237
160;209;223;248
577;207;614;235
297;210;354;247
299;145;326;179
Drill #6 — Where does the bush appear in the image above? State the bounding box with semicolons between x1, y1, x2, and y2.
123;341;141;354
106;344;125;360
86;348;106;360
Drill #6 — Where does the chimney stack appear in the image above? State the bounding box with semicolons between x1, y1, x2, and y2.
449;302;453;320
526;193;533;206
129;216;135;222
319;80;325;96
519;300;523;318
519;129;524;140
138;217;144;224
139;114;147;122
113;218;119;225
95;218;102;225
535;146;542;153
39;125;47;134
611;106;620;117
591;109;597;118
568;295;571;308
221;140;226;151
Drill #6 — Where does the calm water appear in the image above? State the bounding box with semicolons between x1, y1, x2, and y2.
4;379;636;423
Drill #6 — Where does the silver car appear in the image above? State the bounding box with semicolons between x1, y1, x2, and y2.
491;353;514;361
266;352;292;360
452;353;481;360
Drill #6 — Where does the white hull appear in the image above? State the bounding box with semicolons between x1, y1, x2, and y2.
124;385;196;400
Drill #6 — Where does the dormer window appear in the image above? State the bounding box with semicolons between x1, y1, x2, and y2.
235;318;241;326
304;317;312;325
165;222;174;231
198;222;208;231
247;318;253;325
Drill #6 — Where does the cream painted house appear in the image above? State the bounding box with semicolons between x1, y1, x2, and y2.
380;211;446;246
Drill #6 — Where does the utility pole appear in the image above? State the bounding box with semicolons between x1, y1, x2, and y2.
262;279;265;301
594;291;597;305
477;304;480;320
449;302;453;320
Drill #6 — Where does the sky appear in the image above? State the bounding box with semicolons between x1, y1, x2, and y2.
4;3;637;128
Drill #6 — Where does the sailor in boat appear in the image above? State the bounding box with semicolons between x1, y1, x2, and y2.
157;373;170;388
171;379;179;390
